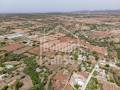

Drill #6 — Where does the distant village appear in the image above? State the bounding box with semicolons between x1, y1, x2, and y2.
0;14;120;90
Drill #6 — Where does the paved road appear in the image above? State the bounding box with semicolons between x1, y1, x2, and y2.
81;64;98;90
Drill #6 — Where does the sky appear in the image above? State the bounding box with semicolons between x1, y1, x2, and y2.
0;0;120;13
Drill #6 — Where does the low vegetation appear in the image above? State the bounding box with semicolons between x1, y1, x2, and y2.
86;77;100;90
79;61;93;72
116;48;120;60
72;51;79;60
0;53;26;64
23;57;44;90
113;74;120;86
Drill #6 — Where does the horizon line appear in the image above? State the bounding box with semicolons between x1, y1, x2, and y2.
0;9;120;14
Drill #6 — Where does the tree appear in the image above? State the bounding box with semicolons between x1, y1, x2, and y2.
74;84;80;90
92;51;99;61
1;85;8;90
73;52;79;60
14;80;23;90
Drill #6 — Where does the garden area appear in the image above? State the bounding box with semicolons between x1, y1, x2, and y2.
24;57;50;90
23;57;44;90
86;77;101;90
79;61;93;72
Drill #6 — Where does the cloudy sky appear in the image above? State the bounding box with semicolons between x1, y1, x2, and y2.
0;0;120;13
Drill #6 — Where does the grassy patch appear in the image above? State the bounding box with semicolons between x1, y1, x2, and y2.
86;77;100;90
72;52;79;60
116;48;120;60
24;57;44;90
113;74;120;86
79;61;93;72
